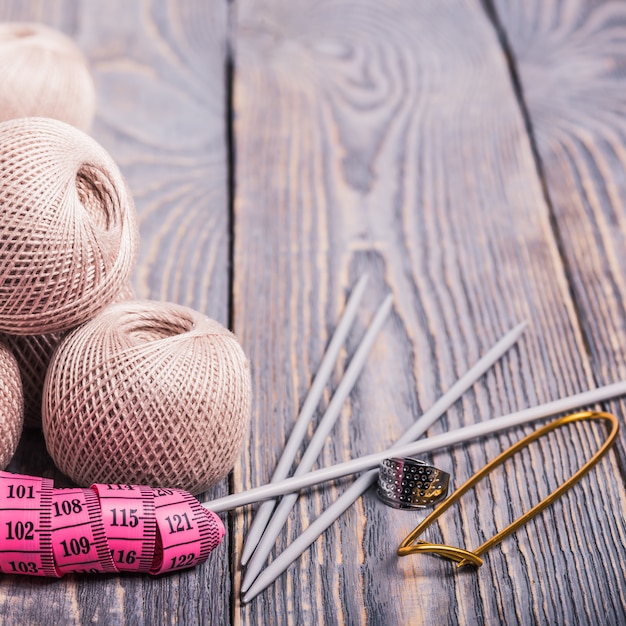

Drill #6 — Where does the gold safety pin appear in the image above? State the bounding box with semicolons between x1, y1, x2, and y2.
397;410;619;567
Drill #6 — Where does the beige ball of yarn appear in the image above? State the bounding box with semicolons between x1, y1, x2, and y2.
0;22;95;131
1;281;136;429
0;117;138;335
42;300;252;495
0;340;24;470
1;330;64;430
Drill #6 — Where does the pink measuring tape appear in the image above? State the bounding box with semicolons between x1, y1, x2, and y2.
0;471;225;577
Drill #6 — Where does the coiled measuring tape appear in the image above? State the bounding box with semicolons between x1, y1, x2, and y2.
0;471;224;577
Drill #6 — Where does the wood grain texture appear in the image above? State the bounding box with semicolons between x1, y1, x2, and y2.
0;1;232;624
494;2;626;619
232;0;626;624
493;0;626;466
0;0;625;624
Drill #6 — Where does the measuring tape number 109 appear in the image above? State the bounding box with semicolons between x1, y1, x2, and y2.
0;471;225;577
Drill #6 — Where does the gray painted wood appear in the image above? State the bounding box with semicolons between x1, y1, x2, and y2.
494;0;626;465
233;0;626;624
0;0;624;624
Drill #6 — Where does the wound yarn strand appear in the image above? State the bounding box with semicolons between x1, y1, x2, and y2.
42;300;252;495
0;342;23;469
0;117;138;335
0;22;96;130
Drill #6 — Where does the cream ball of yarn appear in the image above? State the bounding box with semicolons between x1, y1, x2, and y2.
0;340;24;470
1;331;65;430
0;22;96;131
42;300;252;495
0;117;138;335
1;281;137;429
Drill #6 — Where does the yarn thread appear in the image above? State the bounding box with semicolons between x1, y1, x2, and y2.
43;300;252;495
0;22;96;130
3;281;136;429
0;342;23;470
0;470;224;577
0;28;252;506
0;117;138;334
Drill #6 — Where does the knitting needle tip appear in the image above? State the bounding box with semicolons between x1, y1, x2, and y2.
240;274;370;566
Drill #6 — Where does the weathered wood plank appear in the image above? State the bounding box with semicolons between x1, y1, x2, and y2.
491;1;626;620
493;0;626;463
233;1;626;624
0;1;232;624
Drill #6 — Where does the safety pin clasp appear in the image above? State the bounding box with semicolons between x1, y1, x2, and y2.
398;410;619;567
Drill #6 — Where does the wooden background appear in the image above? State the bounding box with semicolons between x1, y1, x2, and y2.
0;0;625;624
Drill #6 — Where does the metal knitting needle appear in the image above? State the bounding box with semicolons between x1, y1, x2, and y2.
204;379;626;514
240;321;526;592
240;274;369;566
236;380;626;600
242;321;527;600
239;293;393;591
207;322;524;518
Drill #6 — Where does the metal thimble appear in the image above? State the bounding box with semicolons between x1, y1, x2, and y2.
377;457;450;510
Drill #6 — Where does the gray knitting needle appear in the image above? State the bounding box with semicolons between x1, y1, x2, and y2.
239;292;394;591
205;377;626;514
240;273;369;565
208;378;626;518
240;321;526;591
207;322;525;519
238;376;626;601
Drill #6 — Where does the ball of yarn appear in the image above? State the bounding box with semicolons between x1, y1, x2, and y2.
2;282;137;429
0;117;139;335
42;300;252;494
0;340;24;469
2;331;64;430
0;22;96;130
